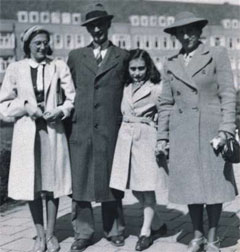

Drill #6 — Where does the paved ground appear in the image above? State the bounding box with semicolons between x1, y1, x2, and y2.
1;165;240;252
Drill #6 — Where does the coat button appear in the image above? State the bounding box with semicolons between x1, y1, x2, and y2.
179;108;183;113
192;106;199;111
176;91;181;96
95;85;99;90
192;89;198;94
94;123;98;128
94;103;99;109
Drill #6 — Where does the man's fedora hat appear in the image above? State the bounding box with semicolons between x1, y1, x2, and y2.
164;11;208;35
81;3;114;26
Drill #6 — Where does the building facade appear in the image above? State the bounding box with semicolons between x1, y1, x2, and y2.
0;0;240;89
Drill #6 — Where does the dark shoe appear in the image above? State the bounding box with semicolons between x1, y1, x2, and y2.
70;239;92;252
151;223;167;238
135;235;153;251
108;235;125;247
187;237;206;252
46;236;60;252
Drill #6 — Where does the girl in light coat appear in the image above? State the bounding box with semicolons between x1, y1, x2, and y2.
110;49;167;251
0;26;75;252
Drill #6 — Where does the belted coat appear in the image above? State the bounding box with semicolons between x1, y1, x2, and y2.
0;58;75;200
67;43;129;202
157;43;238;204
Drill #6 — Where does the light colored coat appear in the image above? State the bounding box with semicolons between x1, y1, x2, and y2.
0;58;75;200
158;43;237;204
110;81;163;191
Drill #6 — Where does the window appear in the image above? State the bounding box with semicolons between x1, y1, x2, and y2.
51;12;61;24
232;19;239;29
75;34;84;48
149;16;157;26
236;38;240;50
143;35;151;49
62;13;71;24
227;38;234;49
133;35;141;48
238;59;240;69
29;11;39;23
141;16;149;27
17;11;28;23
0;32;15;49
65;34;74;49
171;36;178;49
40;12;50;23
129;15;140;26
0;57;14;73
53;34;63;49
222;19;231;29
72;13;81;25
167;16;175;26
230;57;236;69
159;16;166;27
153;36;161;49
163;37;168;49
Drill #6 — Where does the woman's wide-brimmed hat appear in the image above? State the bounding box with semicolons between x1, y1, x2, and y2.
164;11;208;35
81;3;114;26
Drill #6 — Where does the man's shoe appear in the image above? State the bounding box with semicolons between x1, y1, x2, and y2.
108;235;125;247
70;239;92;252
135;235;153;251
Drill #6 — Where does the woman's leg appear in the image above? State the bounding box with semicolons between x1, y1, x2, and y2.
133;191;156;237
206;203;222;242
29;198;45;248
188;204;204;238
45;194;59;239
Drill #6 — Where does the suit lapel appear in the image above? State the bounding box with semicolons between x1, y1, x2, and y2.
96;45;120;77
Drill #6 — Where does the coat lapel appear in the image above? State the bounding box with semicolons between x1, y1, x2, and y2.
81;46;98;75
132;81;152;104
186;43;212;78
44;59;55;101
96;45;120;78
167;54;197;90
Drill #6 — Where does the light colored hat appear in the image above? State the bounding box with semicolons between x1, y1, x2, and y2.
22;25;50;42
164;11;208;35
81;3;113;26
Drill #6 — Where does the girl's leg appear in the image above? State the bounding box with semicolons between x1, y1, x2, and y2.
45;194;59;239
188;204;204;238
206;203;222;242
133;191;156;237
29;198;45;249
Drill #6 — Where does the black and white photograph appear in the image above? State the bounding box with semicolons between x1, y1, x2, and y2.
0;0;240;251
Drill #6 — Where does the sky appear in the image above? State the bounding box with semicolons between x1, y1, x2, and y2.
146;0;240;5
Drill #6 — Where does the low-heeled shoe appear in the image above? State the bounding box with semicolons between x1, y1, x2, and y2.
135;235;153;251
108;235;125;247
70;239;92;252
187;237;206;252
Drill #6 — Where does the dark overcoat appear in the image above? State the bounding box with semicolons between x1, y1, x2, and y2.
67;43;129;202
158;43;238;204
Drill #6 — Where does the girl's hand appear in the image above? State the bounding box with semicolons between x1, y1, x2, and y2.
155;140;169;157
43;108;64;122
25;103;43;120
210;132;227;153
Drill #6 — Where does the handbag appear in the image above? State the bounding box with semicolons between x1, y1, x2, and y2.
221;132;240;163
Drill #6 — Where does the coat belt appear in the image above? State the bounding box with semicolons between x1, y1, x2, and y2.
122;115;156;127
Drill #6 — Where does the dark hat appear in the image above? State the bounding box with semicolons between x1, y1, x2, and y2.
164;11;208;35
81;3;114;26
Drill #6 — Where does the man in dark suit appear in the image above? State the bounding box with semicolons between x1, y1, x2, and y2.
67;3;129;252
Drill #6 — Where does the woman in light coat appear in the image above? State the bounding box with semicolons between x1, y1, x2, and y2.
0;26;75;252
110;49;167;251
156;12;237;252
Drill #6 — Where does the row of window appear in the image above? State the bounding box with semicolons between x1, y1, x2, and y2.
17;11;81;25
210;36;240;49
222;19;240;29
129;15;175;27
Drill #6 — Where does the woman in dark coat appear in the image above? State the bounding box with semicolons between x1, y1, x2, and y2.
156;12;237;252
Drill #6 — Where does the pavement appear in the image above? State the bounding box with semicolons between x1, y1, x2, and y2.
1;165;240;252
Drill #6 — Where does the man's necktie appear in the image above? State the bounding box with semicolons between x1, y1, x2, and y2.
95;46;103;66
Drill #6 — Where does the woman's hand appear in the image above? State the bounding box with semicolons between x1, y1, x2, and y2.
25;103;43;120
210;131;227;153
43;108;64;123
0;112;16;123
155;140;169;157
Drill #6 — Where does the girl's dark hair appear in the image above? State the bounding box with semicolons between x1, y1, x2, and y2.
23;30;52;57
126;49;161;84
